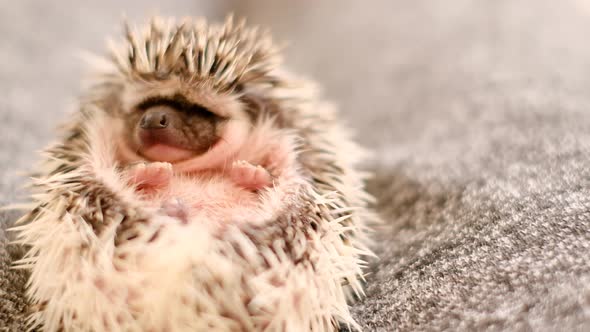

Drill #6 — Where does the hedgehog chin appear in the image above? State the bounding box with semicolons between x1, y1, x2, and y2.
139;144;196;163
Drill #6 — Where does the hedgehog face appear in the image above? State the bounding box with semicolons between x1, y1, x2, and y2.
124;93;226;162
97;17;281;172
115;81;252;171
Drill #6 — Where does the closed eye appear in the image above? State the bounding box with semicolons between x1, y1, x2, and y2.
136;94;217;118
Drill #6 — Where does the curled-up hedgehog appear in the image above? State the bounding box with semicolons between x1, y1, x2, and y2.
13;15;378;332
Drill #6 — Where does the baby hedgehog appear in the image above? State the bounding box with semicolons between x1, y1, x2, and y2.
13;16;377;332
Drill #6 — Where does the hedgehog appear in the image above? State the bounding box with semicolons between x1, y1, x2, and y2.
12;15;377;331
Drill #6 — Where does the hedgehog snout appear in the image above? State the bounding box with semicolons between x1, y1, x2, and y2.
140;109;171;130
137;107;186;149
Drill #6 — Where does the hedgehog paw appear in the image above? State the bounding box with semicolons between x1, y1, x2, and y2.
230;160;272;190
128;161;173;190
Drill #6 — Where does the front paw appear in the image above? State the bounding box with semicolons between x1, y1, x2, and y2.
127;162;173;190
230;160;272;190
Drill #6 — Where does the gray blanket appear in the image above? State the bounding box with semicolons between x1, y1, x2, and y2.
2;0;590;331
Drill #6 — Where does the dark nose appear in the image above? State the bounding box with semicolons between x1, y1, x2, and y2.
140;110;169;129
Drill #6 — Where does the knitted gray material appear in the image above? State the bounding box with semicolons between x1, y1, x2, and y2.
2;0;590;330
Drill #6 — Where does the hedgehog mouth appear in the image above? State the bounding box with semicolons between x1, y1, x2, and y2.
139;143;206;163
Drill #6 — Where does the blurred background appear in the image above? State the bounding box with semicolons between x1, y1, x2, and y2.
3;1;590;330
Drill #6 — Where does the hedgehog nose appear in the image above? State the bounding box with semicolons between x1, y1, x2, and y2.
140;110;169;129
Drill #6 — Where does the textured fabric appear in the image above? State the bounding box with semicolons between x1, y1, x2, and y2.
2;0;590;331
